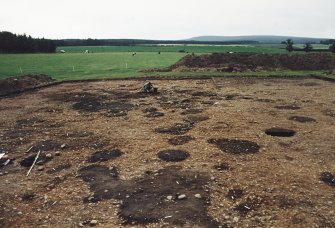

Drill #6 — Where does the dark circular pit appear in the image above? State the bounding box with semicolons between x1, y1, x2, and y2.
208;138;260;154
265;128;296;137
157;150;190;162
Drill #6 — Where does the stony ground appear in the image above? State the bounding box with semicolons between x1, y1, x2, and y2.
0;77;334;228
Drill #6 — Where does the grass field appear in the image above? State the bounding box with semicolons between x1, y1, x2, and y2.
0;52;184;80
56;44;287;54
294;44;330;50
0;44;329;81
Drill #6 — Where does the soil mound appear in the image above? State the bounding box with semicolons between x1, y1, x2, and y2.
169;53;335;72
0;75;54;96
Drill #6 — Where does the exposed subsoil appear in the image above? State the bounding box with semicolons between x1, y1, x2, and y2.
0;75;54;96
0;77;334;227
168;53;335;72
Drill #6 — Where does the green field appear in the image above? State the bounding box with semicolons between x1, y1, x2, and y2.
0;52;185;80
293;44;330;50
0;44;329;81
56;45;287;54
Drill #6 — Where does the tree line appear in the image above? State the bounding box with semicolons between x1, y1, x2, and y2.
0;31;56;53
53;38;259;47
284;39;335;53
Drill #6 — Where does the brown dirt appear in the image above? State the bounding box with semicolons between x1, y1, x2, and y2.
289;116;316;123
168;53;335;72
0;77;335;227
168;135;194;146
0;75;54;96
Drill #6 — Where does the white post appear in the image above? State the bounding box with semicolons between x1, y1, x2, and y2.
19;66;23;73
126;63;128;69
73;66;75;72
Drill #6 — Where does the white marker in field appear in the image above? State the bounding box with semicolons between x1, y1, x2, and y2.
73;66;75;72
19;66;23;73
126;63;128;69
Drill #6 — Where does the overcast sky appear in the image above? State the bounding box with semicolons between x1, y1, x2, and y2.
1;0;334;40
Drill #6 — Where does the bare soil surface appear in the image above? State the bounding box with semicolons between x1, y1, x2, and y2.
168;53;335;72
0;77;335;227
0;75;54;96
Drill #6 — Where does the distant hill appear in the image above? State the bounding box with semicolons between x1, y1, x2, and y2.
187;35;329;44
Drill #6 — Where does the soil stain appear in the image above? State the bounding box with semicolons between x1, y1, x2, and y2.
157;150;190;162
289;116;316;123
155;122;194;135
227;189;243;200
20;153;53;167
234;198;261;214
208;138;260;154
168;135;194;146
78;165;218;227
20;192;36;202
145;112;164;118
214;163;230;171
275;105;301;110
29;140;61;153
184;115;210;123
265;128;296;137
88;149;123;163
320;172;335;187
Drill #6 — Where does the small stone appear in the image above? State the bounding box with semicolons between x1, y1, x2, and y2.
60;144;66;149
37;166;44;171
194;194;202;199
90;220;98;226
233;217;239;223
18;211;23;215
55;151;61;156
167;196;173;200
46;153;53;159
0;173;3;176
177;194;187;200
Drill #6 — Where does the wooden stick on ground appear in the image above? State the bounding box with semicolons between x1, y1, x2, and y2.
26;146;34;153
26;150;41;177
